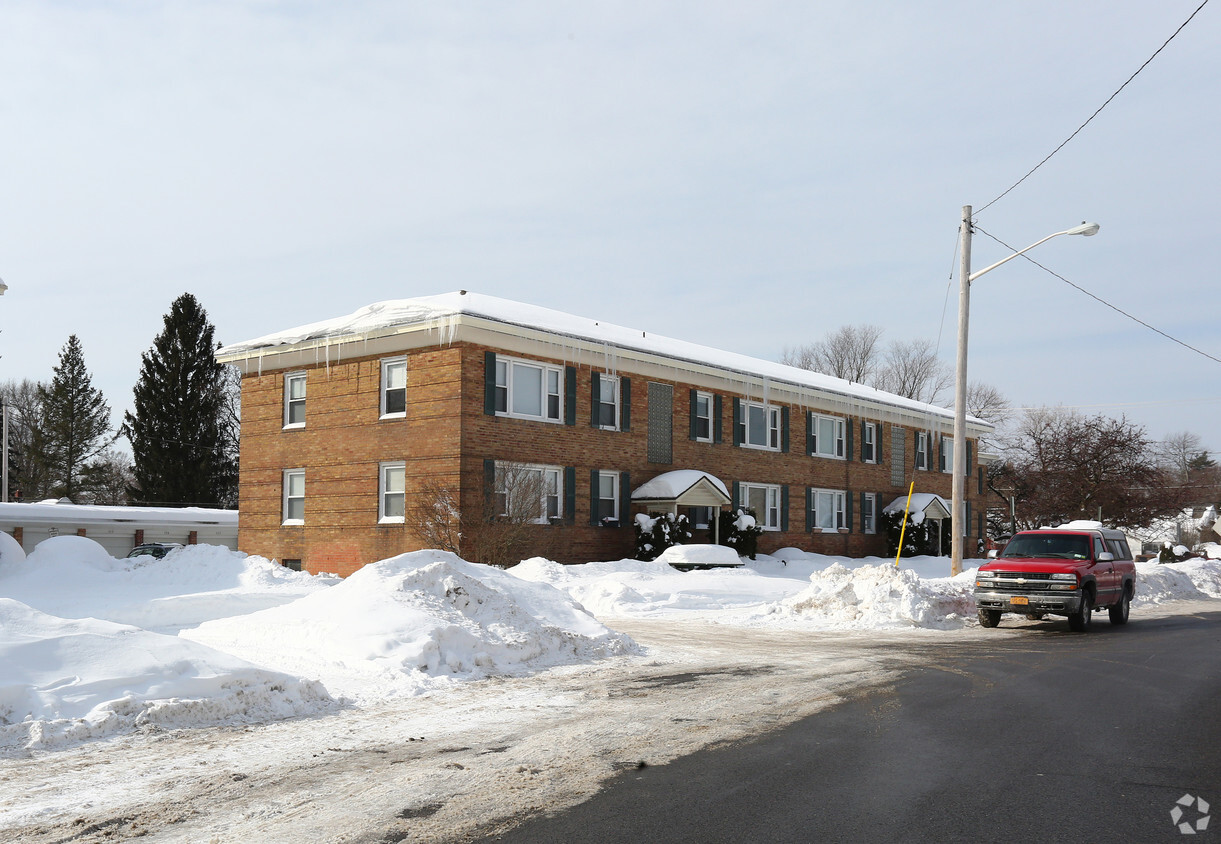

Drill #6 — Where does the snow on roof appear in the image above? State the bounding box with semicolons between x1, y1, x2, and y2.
0;501;237;527
218;291;986;426
631;470;730;501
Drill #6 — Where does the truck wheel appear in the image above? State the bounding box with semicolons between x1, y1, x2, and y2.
978;609;1001;628
1108;589;1131;625
1068;591;1094;632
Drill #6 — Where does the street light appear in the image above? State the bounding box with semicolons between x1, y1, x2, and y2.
951;205;1099;575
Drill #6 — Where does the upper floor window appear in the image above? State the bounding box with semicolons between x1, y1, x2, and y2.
811;414;845;459
811;488;845;532
381;358;407;418
741;402;781;450
284;372;306;428
282;469;305;524
739;482;782;530
915;432;931;471
495;358;563;423
941;436;954;474
595;374;620;430
862;422;878;463
379;462;406;523
494;462;562;524
693;391;713;442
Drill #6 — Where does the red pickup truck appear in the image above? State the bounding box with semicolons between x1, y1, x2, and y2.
974;525;1137;631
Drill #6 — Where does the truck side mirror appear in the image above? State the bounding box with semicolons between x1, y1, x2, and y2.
1097;551;1115;562
987;549;998;559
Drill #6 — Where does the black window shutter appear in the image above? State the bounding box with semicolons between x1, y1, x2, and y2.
620;472;631;527
689;389;698;440
877;424;884;464
807;412;815;456
621;378;631;432
483;458;496;517
860;491;868;532
483;352;497;416
914;430;920;468
939;436;946;472
805;488;813;532
713;395;723;443
966;440;973;471
732;480;741;510
590;371;600;427
780;485;790;532
845;418;854;460
565;366;577;426
589;470;600;526
860;420;867;461
845;489;854;532
781;406;790;453
732;398;742;447
978;465;985;496
966;501;972;537
564;466;576;524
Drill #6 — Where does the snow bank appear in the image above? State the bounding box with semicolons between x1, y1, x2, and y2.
0;598;332;754
1134;560;1221;604
183;550;638;702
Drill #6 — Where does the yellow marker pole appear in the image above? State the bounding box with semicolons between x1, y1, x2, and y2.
894;481;915;568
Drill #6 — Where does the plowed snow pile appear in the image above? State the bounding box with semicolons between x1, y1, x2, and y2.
183;550;638;702
1133;560;1221;604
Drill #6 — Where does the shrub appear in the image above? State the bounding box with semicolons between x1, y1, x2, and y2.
633;512;693;561
715;507;763;560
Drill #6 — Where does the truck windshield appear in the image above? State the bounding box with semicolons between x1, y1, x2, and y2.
1000;534;1090;560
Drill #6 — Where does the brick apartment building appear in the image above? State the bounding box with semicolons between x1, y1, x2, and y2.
217;291;991;576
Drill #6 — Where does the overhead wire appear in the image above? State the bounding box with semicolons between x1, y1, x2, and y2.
974;0;1210;216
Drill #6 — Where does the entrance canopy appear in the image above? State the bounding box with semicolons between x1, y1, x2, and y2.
882;492;952;523
632;470;731;509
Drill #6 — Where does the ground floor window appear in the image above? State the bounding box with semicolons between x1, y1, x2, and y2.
495;462;563;524
861;492;878;534
810;488;845;532
380;462;406;523
282;469;305;524
739;482;781;531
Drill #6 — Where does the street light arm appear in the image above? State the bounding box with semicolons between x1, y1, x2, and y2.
967;223;1099;283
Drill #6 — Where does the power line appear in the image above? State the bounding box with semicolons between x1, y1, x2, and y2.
974;224;1221;367
975;0;1210;216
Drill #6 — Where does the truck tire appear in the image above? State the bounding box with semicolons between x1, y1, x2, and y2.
1108;588;1131;625
1068;590;1094;632
978;608;1001;628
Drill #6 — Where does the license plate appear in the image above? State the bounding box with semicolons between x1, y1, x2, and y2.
1011;596;1029;606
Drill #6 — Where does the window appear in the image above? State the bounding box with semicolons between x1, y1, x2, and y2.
495;358;563;423
495;463;563;524
742;402;781;450
381;358;407;418
597;471;619;524
282;559;302;572
380;462;406;523
739;482;782;531
915;432;931;470
284;373;306;428
693;391;713;442
811;414;845;459
595;374;619;430
862;422;877;463
942;436;954;474
811;489;846;532
862;492;878;534
282;469;305;524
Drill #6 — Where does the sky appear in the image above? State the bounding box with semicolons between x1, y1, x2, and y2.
1;1;1218;456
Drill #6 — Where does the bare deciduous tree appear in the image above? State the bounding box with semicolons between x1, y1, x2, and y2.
874;338;953;405
782;324;884;383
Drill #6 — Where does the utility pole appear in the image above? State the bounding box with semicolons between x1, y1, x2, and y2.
951;206;972;575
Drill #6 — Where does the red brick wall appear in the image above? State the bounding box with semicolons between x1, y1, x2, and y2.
236;341;981;573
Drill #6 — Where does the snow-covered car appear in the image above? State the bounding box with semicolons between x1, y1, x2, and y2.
657;544;744;571
126;543;184;560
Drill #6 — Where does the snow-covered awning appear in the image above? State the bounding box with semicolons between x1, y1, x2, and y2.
631;470;731;508
882;493;952;522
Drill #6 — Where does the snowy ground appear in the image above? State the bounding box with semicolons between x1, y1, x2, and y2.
2;533;1219;842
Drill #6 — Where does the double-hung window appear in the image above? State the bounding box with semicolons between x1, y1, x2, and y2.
494;463;563;524
811;489;846;532
282;469;305;524
495;358;563;423
381;358;407;418
862;422;878;463
379;462;406;523
597;471;619;524
861;492;878;534
693;391;713;442
941;436;954;474
739;482;782;530
596;375;619;430
284;373;306;428
742;402;781;450
811;414;845;459
915;432;931;471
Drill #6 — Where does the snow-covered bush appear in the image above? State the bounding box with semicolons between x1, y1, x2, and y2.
633;512;692;561
882;509;932;558
715;507;763;560
1158;540;1193;563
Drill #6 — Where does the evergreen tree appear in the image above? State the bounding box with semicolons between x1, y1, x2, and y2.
38;336;114;501
124;293;238;507
0;379;53;501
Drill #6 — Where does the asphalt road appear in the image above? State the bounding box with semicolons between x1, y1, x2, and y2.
478;608;1221;843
